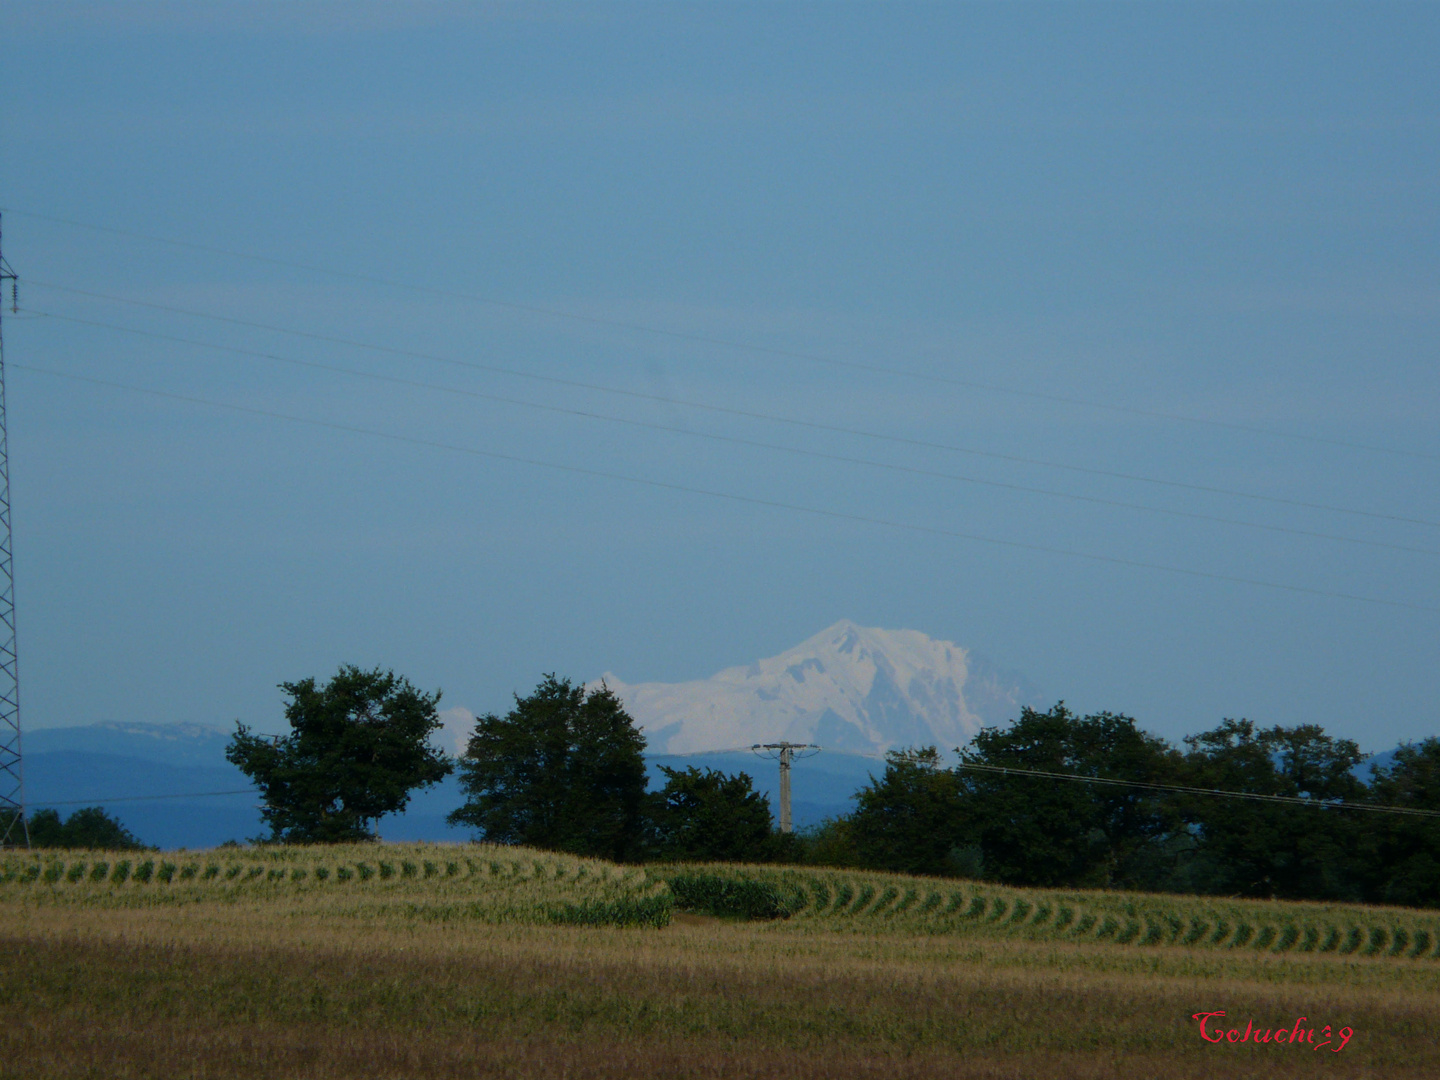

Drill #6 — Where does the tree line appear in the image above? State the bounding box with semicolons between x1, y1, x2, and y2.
831;704;1440;907
223;666;1438;907
10;664;1437;910
224;666;781;863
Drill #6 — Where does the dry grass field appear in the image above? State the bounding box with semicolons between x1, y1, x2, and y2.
3;844;1437;1079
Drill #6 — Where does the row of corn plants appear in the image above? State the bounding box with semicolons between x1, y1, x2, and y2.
0;844;673;928
654;862;1440;959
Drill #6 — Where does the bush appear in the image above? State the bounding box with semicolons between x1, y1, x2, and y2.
665;872;806;920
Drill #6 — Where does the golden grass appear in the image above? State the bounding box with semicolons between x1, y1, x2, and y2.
3;844;1436;1079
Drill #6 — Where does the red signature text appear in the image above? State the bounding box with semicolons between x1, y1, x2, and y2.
1192;1012;1352;1052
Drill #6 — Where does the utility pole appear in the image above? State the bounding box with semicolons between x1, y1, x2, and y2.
0;214;23;848
752;741;819;834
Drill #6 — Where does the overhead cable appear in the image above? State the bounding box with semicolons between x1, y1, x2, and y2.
955;762;1440;817
14;361;1439;616
7;207;1434;462
24;280;1440;531
28;788;258;807
25;306;1439;558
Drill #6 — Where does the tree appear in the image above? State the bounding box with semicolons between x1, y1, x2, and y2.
645;765;775;861
1362;738;1440;907
953;704;1183;889
227;665;453;843
26;807;146;850
448;675;648;861
1177;719;1367;900
849;747;963;876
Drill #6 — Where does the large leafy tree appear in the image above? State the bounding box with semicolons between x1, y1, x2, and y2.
645;765;775;861
1177;719;1367;900
227;665;453;843
448;676;648;861
1361;738;1440;907
954;704;1183;888
849;747;963;876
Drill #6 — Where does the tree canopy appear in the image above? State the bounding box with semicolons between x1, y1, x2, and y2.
448;675;648;862
849;747;962;876
953;704;1183;889
227;665;453;843
822;702;1437;906
26;807;146;850
646;765;775;861
1360;737;1440;906
1176;719;1367;900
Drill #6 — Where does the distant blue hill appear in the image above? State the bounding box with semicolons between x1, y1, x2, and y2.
21;723;879;849
26;750;262;849
26;721;235;769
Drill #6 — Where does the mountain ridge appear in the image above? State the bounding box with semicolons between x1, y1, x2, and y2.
594;620;1042;757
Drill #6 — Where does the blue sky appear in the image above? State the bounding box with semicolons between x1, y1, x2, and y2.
1;2;1437;750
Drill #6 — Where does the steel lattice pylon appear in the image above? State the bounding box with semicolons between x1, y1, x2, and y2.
0;213;23;848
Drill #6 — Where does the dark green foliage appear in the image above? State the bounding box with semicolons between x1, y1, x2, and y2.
1176;719;1367;900
1363;738;1440;907
791;703;1436;907
663;872;806;919
645;766;775;861
26;807;146;851
227;665;453;843
448;675;648;862
548;893;674;928
793;816;861;868
848;747;963;876
954;704;1184;889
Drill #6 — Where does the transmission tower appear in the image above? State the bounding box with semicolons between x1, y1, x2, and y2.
752;741;820;834
0;213;24;848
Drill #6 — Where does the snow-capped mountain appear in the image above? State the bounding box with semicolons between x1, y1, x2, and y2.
593;620;1041;757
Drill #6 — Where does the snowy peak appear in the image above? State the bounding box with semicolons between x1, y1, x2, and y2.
595;621;1039;757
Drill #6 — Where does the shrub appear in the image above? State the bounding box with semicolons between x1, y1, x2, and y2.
664;872;806;920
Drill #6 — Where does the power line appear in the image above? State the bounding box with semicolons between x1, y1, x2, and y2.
29;788;258;808
25;306;1439;558
955;762;1440;819
24;280;1440;531
14;361;1440;616
26;763;1439;819
7;206;1435;463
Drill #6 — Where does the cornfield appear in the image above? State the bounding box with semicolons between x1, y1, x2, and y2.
7;844;1439;960
0;843;673;928
651;862;1440;959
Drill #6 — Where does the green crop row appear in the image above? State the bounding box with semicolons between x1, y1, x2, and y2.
656;862;1440;959
10;845;1437;955
0;843;672;928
